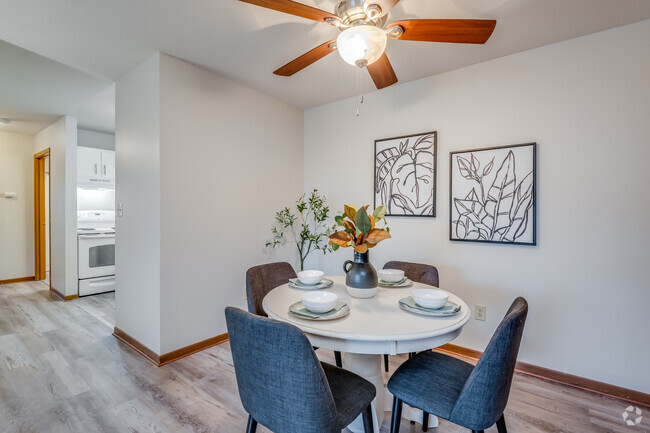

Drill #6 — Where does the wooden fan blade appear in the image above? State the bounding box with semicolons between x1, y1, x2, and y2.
367;53;398;89
387;19;497;44
238;0;337;23
274;40;337;76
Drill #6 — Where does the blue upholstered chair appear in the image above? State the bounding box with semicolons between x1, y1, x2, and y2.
246;262;343;367
225;307;376;433
387;297;528;433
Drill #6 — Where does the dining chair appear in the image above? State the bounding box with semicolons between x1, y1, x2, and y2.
245;262;343;367
382;261;440;372
225;307;376;433
387;297;528;433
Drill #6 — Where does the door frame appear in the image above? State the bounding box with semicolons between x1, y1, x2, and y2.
34;148;51;287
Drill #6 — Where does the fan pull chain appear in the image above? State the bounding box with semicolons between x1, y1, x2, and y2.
356;66;364;117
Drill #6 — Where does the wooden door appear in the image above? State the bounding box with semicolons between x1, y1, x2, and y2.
34;149;50;282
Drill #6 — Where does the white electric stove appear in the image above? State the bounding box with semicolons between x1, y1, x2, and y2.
77;211;115;296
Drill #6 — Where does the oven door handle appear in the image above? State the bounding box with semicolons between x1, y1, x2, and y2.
78;234;115;239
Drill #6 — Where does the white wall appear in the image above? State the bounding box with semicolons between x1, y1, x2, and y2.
34;116;77;296
115;53;161;354
115;53;303;355
158;54;304;353
304;19;650;393
0;131;34;280
77;188;115;211
78;128;114;151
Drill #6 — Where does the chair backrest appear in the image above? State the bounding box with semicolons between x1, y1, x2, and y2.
383;261;439;287
245;262;297;316
449;297;528;431
225;307;340;433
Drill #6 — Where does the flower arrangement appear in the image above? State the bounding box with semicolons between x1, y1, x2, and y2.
329;203;391;253
266;190;333;271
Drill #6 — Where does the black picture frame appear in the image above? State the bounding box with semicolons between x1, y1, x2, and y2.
374;131;437;217
449;142;537;246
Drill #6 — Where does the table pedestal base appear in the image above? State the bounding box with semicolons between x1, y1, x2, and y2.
342;353;384;433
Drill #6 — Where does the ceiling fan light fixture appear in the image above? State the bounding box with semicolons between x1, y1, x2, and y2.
336;25;387;68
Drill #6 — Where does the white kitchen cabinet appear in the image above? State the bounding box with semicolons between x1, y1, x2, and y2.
100;150;115;181
77;146;102;178
77;147;115;187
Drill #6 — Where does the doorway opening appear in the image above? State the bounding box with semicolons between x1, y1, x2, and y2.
34;148;50;288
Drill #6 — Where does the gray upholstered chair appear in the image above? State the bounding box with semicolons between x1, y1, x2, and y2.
225;307;376;433
387;297;528;433
245;262;343;368
382;261;440;372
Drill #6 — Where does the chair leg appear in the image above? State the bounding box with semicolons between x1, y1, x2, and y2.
334;351;342;368
384;354;389;372
361;404;374;433
422;411;429;431
246;415;258;433
390;396;403;433
496;414;507;433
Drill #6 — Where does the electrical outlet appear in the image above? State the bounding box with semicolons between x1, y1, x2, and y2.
242;287;247;302
475;304;486;321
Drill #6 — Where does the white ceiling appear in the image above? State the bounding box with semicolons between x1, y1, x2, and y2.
0;39;113;135
1;0;650;118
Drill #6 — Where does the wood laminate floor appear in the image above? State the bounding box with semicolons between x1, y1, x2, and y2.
0;281;647;433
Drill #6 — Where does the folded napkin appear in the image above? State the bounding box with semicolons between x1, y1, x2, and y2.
379;277;408;285
289;278;333;288
290;301;346;319
399;296;461;315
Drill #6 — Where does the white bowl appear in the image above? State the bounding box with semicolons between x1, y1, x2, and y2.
377;269;405;283
412;288;449;310
297;270;324;285
301;291;338;313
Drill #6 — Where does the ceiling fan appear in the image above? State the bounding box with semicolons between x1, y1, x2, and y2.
239;0;497;89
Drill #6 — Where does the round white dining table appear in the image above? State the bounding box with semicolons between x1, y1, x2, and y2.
262;275;470;433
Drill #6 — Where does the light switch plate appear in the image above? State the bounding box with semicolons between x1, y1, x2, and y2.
475;304;486;321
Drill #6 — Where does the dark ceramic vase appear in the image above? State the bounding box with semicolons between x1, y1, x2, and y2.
343;251;378;298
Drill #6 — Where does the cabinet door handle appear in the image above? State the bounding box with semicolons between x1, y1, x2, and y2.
94;163;98;174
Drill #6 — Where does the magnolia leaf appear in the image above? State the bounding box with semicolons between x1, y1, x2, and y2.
372;204;387;220
354;243;369;254
356;206;372;235
334;215;345;226
366;228;391;244
332;243;339;251
369;215;376;230
356;233;365;245
329;231;352;247
344;220;356;233
344;205;357;222
346;203;359;212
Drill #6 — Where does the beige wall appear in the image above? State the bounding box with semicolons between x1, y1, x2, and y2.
304;19;650;393
0;130;35;280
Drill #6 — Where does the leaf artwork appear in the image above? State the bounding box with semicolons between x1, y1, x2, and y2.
374;132;437;216
450;143;536;245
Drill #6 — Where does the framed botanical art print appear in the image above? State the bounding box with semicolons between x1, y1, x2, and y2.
450;142;536;245
374;131;437;217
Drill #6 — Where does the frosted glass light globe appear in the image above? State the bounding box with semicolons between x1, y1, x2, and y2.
337;25;387;68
